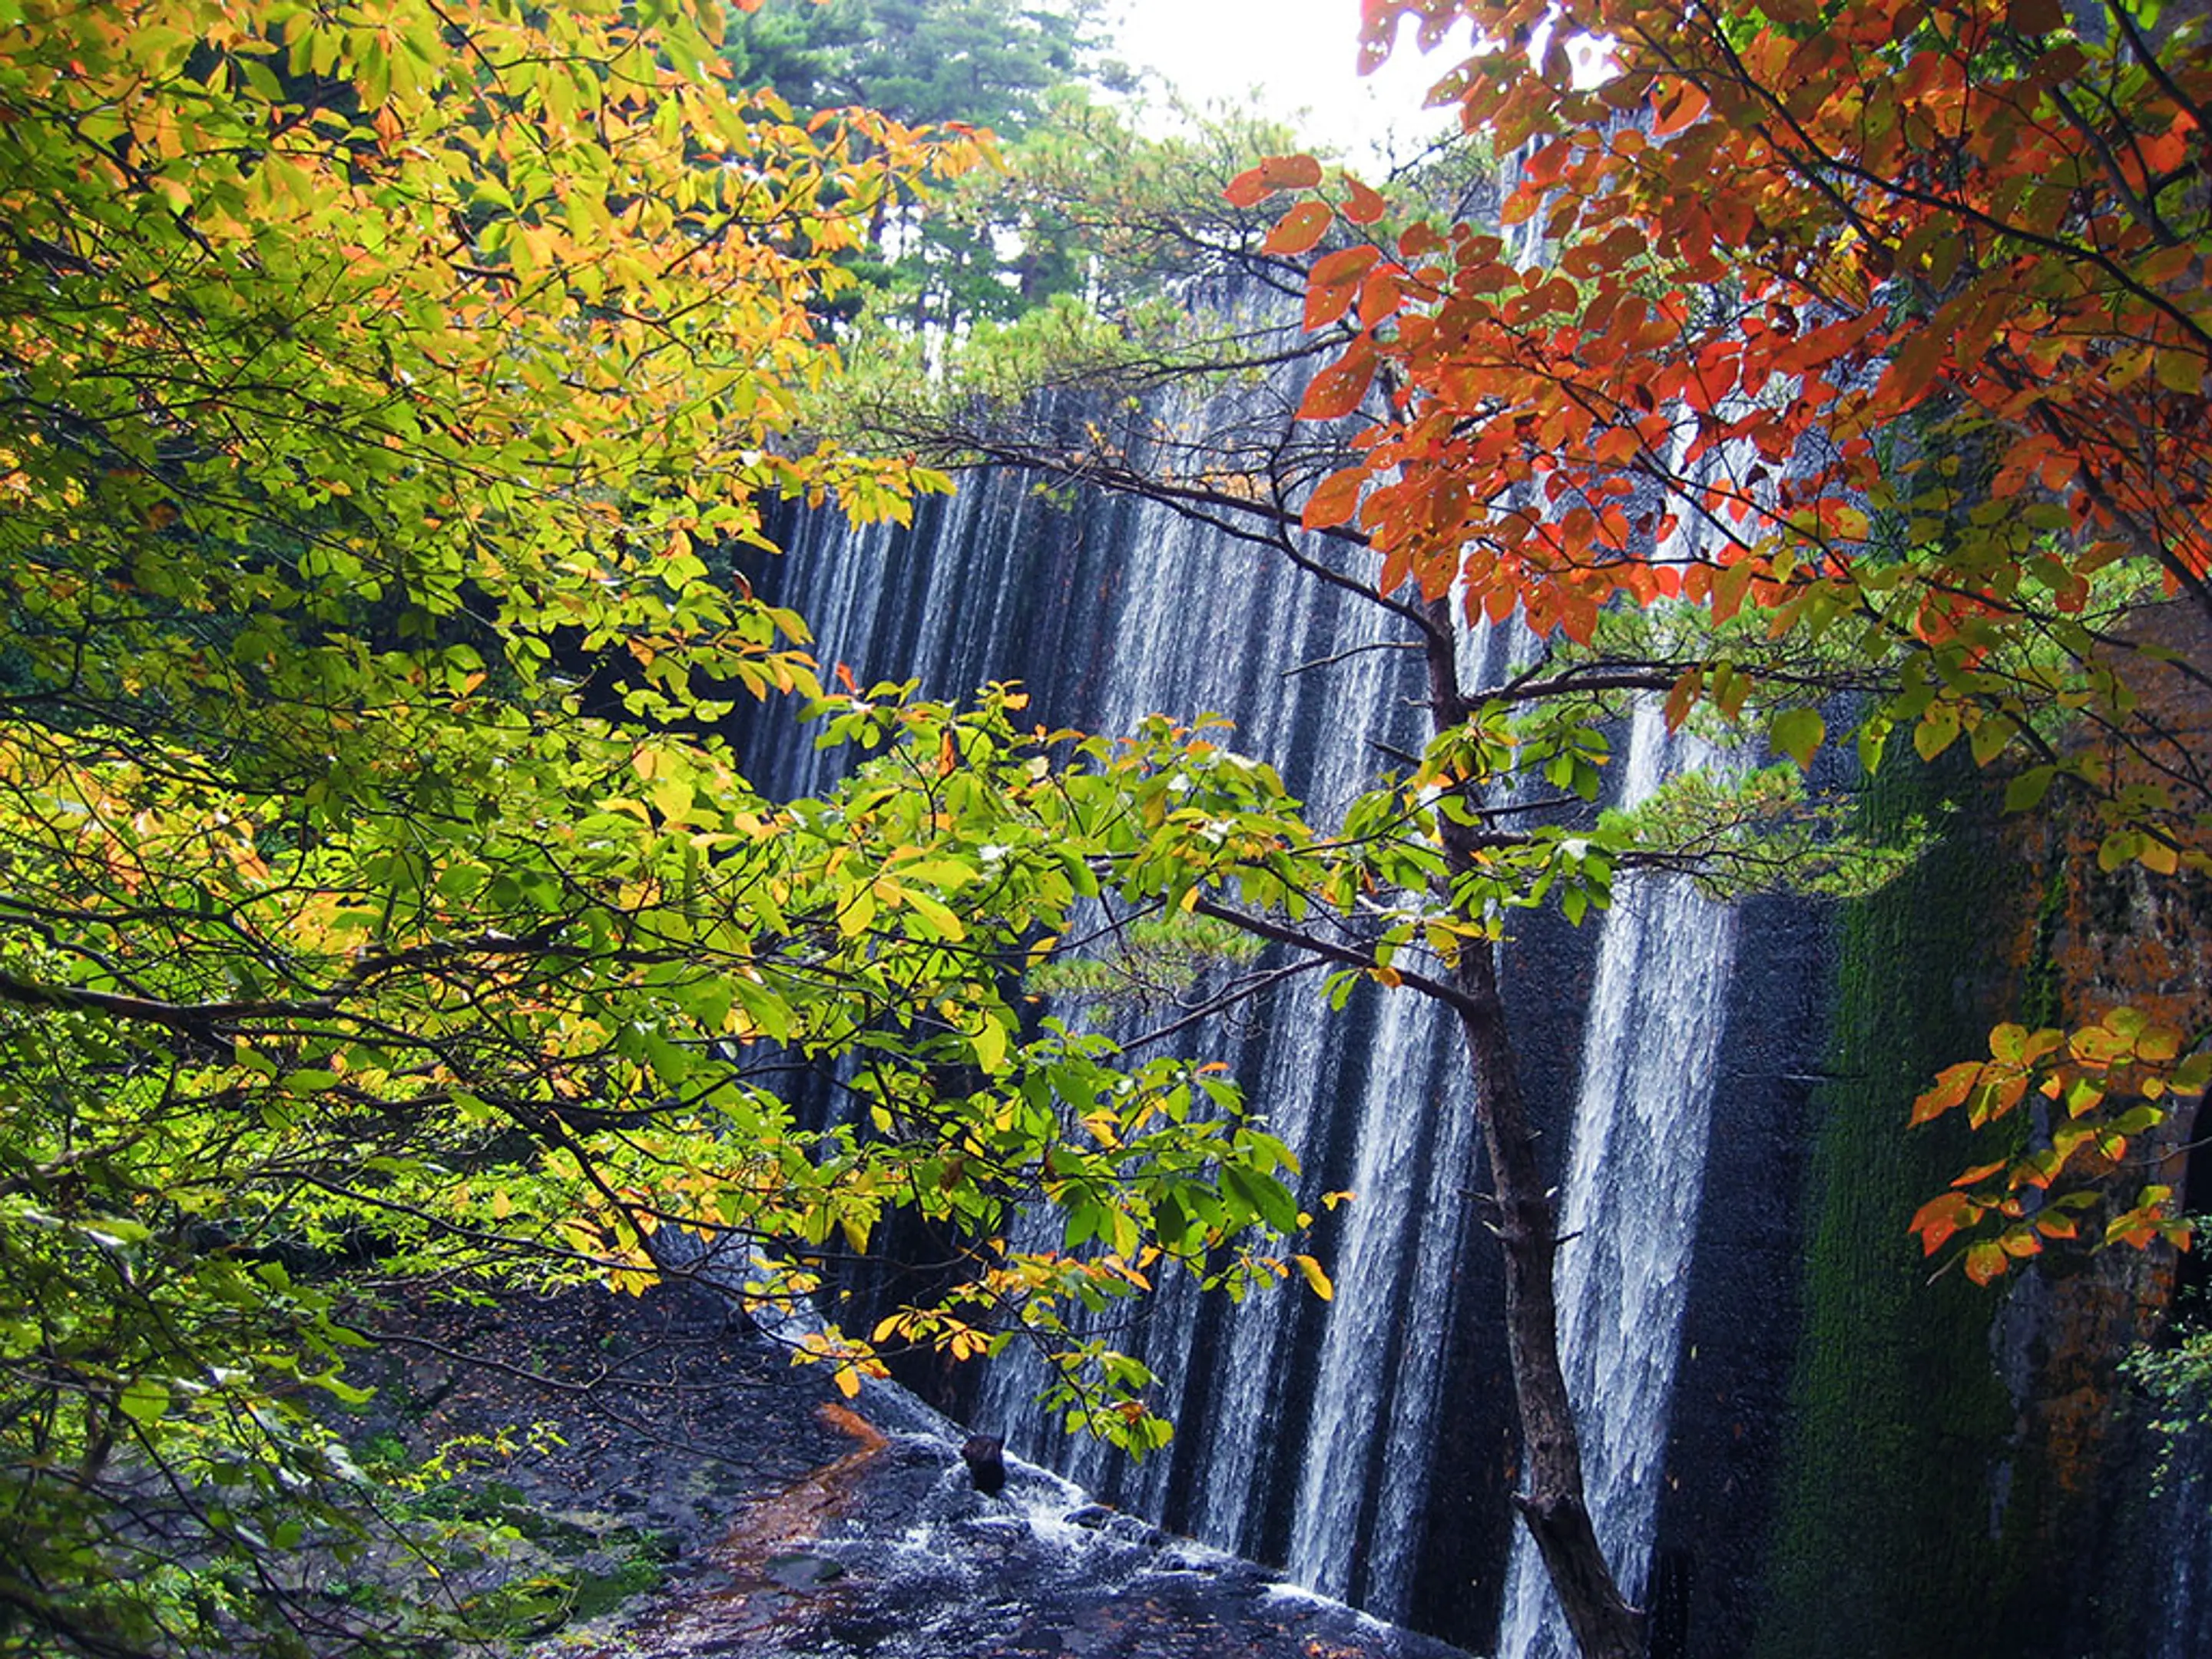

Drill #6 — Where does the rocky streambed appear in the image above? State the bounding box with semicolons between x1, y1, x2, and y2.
346;1278;1472;1659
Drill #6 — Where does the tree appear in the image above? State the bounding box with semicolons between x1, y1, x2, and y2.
0;4;1324;1653
719;0;1141;329
791;0;2212;1649
808;117;1912;1659
1311;2;2212;1243
725;0;1120;137
1187;0;2209;1647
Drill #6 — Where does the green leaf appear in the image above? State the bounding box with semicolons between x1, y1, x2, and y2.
2004;766;2055;813
119;1377;170;1426
1913;704;1961;761
1770;707;1824;770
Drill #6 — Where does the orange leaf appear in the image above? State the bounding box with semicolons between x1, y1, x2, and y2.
1299;337;1376;421
1963;1240;2010;1284
1266;201;1334;256
1342;174;1388;226
1909;1191;1975;1254
1912;1061;1983;1125
1651;81;1710;138
1303;466;1367;530
1357;266;1405;329
1225;152;1323;207
1304;246;1381;332
1950;1160;2007;1189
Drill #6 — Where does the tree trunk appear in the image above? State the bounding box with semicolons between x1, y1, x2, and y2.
1422;600;1646;1659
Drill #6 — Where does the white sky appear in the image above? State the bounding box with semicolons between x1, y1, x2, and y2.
1103;0;1475;166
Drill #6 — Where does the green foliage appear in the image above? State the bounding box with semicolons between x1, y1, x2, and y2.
1605;763;1931;902
2124;1312;2212;1481
726;0;1123;137
724;0;1144;332
0;4;1340;1653
1025;912;1267;1006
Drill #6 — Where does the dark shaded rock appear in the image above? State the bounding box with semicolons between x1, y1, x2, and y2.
763;1551;846;1590
963;1432;1008;1495
328;1281;1469;1659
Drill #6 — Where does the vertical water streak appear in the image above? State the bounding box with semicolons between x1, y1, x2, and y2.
1495;701;1741;1657
1287;992;1473;1612
2147;1420;2212;1659
738;296;1542;1618
964;389;1471;1596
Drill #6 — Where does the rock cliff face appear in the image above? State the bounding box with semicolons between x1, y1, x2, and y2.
1988;604;2212;1654
1752;608;2212;1659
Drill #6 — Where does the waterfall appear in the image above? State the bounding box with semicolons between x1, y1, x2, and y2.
1495;703;1741;1657
735;352;1745;1639
2143;1416;2212;1659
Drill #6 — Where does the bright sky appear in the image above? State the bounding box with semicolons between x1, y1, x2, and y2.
1104;0;1474;166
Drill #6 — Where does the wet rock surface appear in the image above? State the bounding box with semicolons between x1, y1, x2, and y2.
356;1280;1471;1659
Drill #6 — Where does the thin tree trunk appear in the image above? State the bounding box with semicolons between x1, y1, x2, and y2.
1420;598;1646;1659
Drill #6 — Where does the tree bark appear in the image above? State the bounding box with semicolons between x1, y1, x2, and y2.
1422;599;1646;1659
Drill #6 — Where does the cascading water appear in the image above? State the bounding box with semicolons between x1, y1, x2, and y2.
736;312;1748;1644
1494;703;1742;1657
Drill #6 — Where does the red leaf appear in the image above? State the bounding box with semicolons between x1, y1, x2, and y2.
1398;222;1445;260
1303;466;1367;530
1299;337;1377;421
1879;321;1948;412
1265;202;1334;256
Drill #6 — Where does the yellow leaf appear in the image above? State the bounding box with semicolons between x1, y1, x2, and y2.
839;886;877;939
971;1015;1008;1074
1292;1253;1334;1300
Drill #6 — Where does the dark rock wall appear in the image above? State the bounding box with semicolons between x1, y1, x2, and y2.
1647;890;1832;1659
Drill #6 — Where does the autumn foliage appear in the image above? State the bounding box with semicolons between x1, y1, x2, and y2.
0;4;1345;1651
1262;0;2207;651
1233;0;2211;1285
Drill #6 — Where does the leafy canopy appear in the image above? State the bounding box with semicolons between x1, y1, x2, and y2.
1233;0;2211;1280
0;2;1336;1653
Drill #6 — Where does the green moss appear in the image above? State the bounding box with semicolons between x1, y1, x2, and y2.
329;1438;676;1651
1752;753;2045;1657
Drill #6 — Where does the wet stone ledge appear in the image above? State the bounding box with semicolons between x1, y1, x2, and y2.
344;1280;1472;1659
